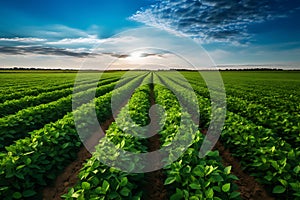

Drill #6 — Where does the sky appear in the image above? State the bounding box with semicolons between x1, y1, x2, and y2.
0;0;300;69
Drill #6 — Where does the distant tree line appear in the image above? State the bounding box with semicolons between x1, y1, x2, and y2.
1;67;299;71
221;68;284;71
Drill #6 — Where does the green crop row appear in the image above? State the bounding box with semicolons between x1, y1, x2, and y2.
0;82;74;103
62;81;152;200
183;73;299;114
0;80;118;151
221;113;300;199
0;80;75;96
226;96;300;147
0;77;120;117
167;75;300;199
154;74;240;200
0;72;123;103
178;77;300;148
0;74;146;200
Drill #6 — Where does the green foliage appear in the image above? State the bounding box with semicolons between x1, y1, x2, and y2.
0;74;144;199
153;78;240;200
62;80;151;199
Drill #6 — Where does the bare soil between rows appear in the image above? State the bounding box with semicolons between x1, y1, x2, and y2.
142;84;168;200
201;129;275;200
42;118;114;200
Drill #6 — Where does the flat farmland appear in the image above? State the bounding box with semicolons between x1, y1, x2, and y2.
0;70;299;200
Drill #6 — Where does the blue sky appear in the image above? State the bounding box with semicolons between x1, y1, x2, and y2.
0;0;300;69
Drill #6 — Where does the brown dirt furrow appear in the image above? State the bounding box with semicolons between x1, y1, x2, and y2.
205;130;275;200
143;83;167;200
42;117;114;200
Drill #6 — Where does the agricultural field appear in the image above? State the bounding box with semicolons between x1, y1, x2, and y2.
0;70;299;200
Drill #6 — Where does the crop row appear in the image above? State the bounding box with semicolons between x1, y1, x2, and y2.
0;78;120;151
0;73;142;151
0;77;97;104
62;79;152;199
61;72;239;200
154;74;239;199
0;77;120;117
178;77;300;148
225;86;299;115
161;74;300;199
0;74;146;199
182;73;299;114
0;72;124;103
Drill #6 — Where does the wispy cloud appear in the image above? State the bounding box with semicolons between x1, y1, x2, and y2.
0;37;46;42
0;46;94;57
22;24;93;39
102;52;130;58
129;0;299;45
140;53;164;58
46;35;100;46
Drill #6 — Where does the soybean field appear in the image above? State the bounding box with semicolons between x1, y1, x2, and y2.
0;70;299;200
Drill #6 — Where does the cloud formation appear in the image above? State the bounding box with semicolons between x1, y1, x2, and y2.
0;37;46;42
102;52;130;58
0;46;92;57
130;0;300;45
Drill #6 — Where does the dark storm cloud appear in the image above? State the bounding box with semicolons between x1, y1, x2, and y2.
0;46;94;57
130;0;300;44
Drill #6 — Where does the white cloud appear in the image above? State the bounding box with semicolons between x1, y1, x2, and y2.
46;35;100;45
129;0;297;46
28;24;91;39
0;27;217;69
0;37;47;42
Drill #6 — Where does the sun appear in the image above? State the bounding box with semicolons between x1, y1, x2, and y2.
128;51;143;60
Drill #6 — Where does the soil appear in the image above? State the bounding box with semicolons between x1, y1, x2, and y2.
43;78;145;199
214;142;275;200
42;146;92;200
42;118;113;200
200;129;275;200
143;84;168;200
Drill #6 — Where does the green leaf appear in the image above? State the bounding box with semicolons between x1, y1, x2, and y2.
82;182;91;190
170;188;183;200
229;191;240;199
62;143;69;149
0;186;9;191
290;182;300;192
224;166;232;175
206;188;214;198
278;179;288;187
228;174;239;181
23;190;37;197
25;158;31;165
193;165;204;177
16;164;26;170
95;187;103;194
294;166;300;174
213;186;221;192
120;177;128;187
102;180;110;192
12;192;22;199
15;173;25;180
264;174;273;182
164;176;176;185
120;187;131;196
189;183;201;190
207;151;219;157
108;191;119;199
222;183;231;192
71;192;81;198
272;185;286;194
